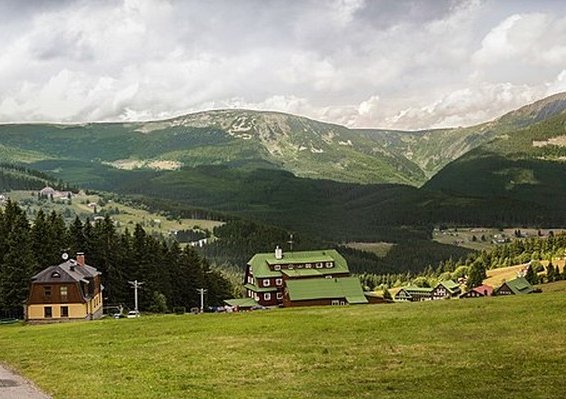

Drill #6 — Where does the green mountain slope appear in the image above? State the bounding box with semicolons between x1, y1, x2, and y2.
359;91;566;178
0;113;425;185
0;92;565;187
425;111;566;213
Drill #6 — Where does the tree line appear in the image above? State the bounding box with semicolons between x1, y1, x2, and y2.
0;201;232;316
359;232;566;291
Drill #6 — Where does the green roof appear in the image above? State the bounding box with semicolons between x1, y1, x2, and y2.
500;277;534;295
244;283;278;293
438;280;460;293
285;277;368;304
266;254;334;265
281;269;349;278
248;249;349;278
224;298;258;308
402;287;434;293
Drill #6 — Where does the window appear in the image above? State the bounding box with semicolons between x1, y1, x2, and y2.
288;264;294;269
276;292;283;300
305;263;312;269
50;271;61;278
43;286;52;297
297;264;304;269
325;262;333;268
44;306;52;318
331;300;340;306
315;263;323;269
264;293;271;301
274;265;281;271
276;278;283;286
325;275;333;279
60;286;68;301
60;306;69;317
263;279;270;287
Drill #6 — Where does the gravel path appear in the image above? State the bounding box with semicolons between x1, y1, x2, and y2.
0;365;51;399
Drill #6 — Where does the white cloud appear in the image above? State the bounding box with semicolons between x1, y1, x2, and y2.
0;0;565;129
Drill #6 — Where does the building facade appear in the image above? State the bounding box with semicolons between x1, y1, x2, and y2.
494;277;534;296
239;247;367;307
431;280;461;300
26;253;103;322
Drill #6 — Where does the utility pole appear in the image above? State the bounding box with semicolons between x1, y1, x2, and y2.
128;280;144;313
196;288;208;313
287;233;294;252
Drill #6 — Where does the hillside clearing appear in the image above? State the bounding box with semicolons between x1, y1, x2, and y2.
0;293;564;399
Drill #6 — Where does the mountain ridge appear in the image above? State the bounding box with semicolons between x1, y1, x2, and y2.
0;92;564;187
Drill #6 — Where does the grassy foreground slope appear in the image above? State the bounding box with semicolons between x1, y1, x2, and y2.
1;293;565;399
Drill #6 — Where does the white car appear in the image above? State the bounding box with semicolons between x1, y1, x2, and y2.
127;310;140;318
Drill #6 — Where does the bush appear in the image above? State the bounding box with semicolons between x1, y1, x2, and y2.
173;306;186;315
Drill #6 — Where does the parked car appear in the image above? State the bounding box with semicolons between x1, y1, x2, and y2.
127;310;140;318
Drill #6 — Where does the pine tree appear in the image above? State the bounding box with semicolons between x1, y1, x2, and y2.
0;203;36;311
525;265;538;285
466;262;486;290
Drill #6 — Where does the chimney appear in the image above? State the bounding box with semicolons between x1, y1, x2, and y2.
275;246;283;260
76;252;85;267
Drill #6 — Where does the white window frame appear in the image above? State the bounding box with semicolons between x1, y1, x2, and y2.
305;263;312;268
274;264;281;271
325;262;333;268
263;279;270;287
264;293;271;301
315;262;323;269
276;292;283;300
276;278;283;286
331;300;340;306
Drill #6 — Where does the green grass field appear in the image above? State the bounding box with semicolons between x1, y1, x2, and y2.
1;292;564;399
6;190;223;236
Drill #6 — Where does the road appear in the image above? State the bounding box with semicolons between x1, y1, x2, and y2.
0;365;51;399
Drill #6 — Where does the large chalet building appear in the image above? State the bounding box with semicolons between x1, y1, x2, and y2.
26;253;104;322
234;247;367;307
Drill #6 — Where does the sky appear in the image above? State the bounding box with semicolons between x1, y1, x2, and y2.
0;0;565;130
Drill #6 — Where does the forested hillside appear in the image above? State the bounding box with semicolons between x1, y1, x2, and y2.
0;201;231;316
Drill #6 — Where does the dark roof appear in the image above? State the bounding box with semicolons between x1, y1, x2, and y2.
31;260;100;284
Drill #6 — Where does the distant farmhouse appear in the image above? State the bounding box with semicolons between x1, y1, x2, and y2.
39;186;72;200
26;253;104;322
226;247;368;308
431;280;461;300
460;284;494;298
394;286;433;302
494;277;535;296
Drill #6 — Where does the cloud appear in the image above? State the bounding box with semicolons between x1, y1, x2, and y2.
0;0;565;129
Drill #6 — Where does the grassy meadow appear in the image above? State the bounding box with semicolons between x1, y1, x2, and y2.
1;292;565;399
6;190;223;236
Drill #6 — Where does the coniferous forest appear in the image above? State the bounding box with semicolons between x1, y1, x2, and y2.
0;200;232;317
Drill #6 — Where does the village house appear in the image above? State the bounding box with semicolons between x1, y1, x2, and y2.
460;284;494;298
227;247;367;308
431;280;461;300
394;286;433;302
39;186;72;200
25;253;104;322
494;277;535;296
